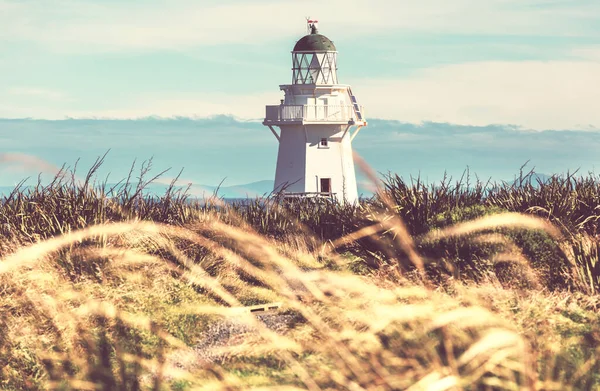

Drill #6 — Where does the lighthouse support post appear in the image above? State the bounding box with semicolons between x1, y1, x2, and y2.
267;125;280;142
350;125;364;142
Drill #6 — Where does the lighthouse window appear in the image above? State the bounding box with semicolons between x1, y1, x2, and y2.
320;138;328;147
320;178;332;193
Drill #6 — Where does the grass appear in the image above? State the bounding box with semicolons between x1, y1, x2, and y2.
0;159;599;390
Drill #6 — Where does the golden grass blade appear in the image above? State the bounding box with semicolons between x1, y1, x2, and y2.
457;329;524;368
423;212;562;242
0;221;162;274
406;372;458;391
330;223;382;249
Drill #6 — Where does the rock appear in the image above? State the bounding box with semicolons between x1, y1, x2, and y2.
194;313;295;363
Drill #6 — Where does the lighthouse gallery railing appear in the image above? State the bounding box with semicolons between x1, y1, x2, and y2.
265;104;364;122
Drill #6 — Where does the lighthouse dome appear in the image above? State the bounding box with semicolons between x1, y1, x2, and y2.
293;33;336;52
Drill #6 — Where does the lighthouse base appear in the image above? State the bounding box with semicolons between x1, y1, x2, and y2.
273;124;359;205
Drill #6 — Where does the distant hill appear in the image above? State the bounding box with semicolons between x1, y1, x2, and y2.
503;173;584;188
5;173;589;200
505;173;553;185
0;180;277;199
181;180;276;199
0;186;17;197
0;179;380;199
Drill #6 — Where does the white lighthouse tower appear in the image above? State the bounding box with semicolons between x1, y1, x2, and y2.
263;20;367;204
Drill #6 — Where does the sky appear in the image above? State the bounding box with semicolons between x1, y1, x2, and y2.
1;117;599;195
1;0;600;189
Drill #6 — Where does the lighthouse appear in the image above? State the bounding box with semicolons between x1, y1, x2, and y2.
263;20;367;204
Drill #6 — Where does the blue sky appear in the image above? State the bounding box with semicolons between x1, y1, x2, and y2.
1;0;600;188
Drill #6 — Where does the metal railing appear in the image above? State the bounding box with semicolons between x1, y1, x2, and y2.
265;104;364;122
276;192;337;201
282;192;336;197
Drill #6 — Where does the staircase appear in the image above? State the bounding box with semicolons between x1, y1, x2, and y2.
347;87;364;122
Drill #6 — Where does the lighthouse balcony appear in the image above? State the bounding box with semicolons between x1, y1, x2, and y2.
263;104;366;125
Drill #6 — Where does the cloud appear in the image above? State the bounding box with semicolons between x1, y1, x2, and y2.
1;1;599;130
0;91;281;120
355;60;600;130
63;91;281;120
3;59;600;131
8;87;66;101
570;45;600;62
1;0;598;52
0;152;63;175
4;59;600;130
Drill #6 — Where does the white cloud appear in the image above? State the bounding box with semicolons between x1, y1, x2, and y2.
0;103;66;119
67;91;281;120
0;91;282;120
354;60;600;130
0;153;62;175
0;0;598;52
8;87;66;101
4;60;600;131
570;46;600;62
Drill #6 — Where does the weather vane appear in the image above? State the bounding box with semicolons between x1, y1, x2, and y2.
306;17;318;34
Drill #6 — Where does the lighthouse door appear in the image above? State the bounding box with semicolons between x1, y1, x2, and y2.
320;178;331;194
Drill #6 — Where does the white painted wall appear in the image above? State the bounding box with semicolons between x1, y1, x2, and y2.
274;122;359;204
274;125;306;193
304;124;358;203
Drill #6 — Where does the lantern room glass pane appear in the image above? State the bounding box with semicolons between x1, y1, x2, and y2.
309;54;321;83
291;52;339;84
301;54;310;69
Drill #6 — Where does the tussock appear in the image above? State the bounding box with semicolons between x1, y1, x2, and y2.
0;159;599;389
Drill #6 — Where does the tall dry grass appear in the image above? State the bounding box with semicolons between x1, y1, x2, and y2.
0;158;599;389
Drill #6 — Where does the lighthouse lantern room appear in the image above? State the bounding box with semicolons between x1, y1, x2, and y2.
263;20;367;204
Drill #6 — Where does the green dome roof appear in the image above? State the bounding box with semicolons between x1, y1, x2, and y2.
293;33;336;52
